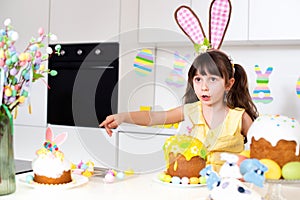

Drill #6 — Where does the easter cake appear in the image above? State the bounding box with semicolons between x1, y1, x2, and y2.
32;127;72;184
162;135;207;180
247;115;300;168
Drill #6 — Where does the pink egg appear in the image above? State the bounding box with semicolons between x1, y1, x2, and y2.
104;173;115;183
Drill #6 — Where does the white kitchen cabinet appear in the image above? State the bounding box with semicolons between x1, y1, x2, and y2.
0;0;50;127
138;0;191;43
249;0;300;41
49;0;120;43
117;125;175;173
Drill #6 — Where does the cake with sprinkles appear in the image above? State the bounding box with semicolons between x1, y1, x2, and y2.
32;127;72;184
247;114;300;168
160;134;207;184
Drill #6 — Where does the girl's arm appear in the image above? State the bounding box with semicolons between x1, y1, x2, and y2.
99;106;184;136
241;111;253;139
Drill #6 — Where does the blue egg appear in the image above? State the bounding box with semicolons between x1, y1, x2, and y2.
116;172;125;180
26;175;34;183
171;176;181;184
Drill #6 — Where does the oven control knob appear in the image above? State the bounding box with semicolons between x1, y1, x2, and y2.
77;49;83;55
60;49;65;56
95;49;101;55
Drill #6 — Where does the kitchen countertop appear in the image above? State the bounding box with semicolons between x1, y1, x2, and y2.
2;172;300;200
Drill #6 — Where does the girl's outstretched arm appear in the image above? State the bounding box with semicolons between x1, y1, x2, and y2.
99;106;184;136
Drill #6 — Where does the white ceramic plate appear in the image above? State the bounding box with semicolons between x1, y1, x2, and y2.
19;173;89;190
153;174;207;188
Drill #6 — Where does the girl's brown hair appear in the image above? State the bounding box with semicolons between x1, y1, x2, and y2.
183;50;258;121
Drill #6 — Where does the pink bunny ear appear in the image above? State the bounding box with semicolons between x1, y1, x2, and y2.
209;0;232;49
45;127;53;141
53;132;68;146
175;5;206;45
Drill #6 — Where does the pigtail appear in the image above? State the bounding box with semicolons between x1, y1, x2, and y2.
227;64;258;120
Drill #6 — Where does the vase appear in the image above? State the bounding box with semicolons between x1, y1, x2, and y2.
0;105;16;195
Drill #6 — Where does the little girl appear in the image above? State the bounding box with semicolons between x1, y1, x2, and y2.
99;49;258;171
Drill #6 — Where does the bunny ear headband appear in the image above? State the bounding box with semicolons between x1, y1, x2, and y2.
175;0;232;54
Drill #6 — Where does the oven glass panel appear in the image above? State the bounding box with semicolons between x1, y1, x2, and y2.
47;43;119;128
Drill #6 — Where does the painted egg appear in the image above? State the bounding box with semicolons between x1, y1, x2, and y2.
116;172;125;180
282;161;300;180
26;175;34;183
239;150;250;158
163;174;172;183
171;176;181;184
259;159;281;180
199;176;206;184
133;49;154;76
189;177;200;184
181;177;189;185
296;77;300;98
104;173;115;183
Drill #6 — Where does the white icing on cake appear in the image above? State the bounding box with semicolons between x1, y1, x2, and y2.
32;150;71;178
209;178;263;200
247;115;300;156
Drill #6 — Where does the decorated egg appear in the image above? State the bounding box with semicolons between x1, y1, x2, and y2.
26;174;34;183
282;161;300;180
163;174;172;183
181;177;189;185
171;176;181;184
239;150;250;158
116;172;125;180
133;49;154;76
104;173;115;183
189;177;200;184
259;159;281;180
199;176;206;184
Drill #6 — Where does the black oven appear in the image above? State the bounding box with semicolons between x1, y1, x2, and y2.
47;43;119;128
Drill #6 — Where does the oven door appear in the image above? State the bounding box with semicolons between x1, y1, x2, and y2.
47;43;118;128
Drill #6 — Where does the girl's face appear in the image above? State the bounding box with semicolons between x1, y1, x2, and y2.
192;70;231;106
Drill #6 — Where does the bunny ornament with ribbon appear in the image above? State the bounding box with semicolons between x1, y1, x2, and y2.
174;0;232;54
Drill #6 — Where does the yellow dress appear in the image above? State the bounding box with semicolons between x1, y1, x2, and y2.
182;101;245;172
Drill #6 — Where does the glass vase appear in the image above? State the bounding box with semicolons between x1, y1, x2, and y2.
0;105;16;195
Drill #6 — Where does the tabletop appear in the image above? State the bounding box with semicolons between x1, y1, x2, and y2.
2;172;300;200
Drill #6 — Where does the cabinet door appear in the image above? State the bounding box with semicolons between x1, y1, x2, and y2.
249;0;300;40
139;0;191;43
118;131;172;173
0;0;50;127
14;125;117;168
191;0;248;42
50;0;120;43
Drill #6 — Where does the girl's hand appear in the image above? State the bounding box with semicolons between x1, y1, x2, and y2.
99;114;124;136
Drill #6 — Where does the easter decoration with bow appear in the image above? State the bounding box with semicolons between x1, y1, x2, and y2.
174;0;232;54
